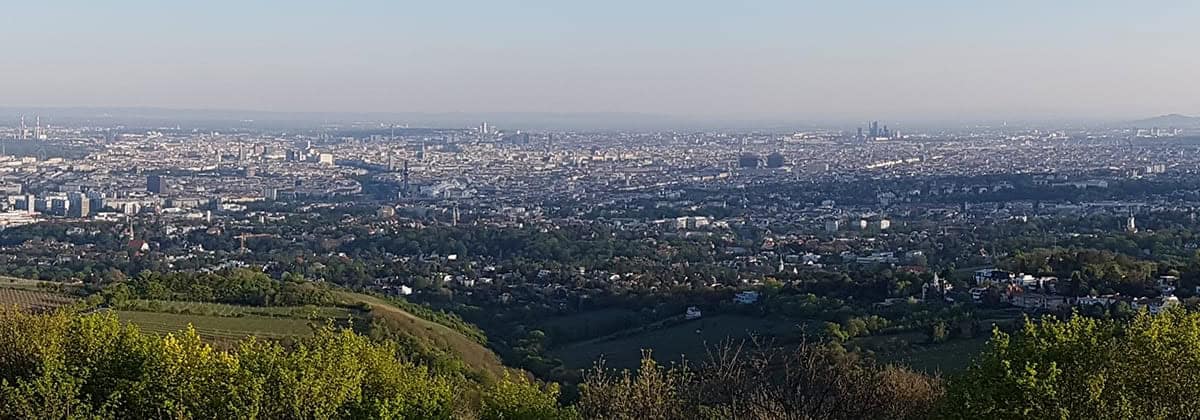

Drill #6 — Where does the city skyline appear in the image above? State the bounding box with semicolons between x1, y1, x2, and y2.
3;1;1199;121
3;3;1200;417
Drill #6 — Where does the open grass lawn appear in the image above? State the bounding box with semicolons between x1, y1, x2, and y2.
866;334;991;374
551;314;806;370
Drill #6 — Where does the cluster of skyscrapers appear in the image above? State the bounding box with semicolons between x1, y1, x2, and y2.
856;121;899;141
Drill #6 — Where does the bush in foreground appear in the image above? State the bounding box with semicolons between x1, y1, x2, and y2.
578;343;942;420
0;308;568;419
945;310;1200;419
10;307;1200;419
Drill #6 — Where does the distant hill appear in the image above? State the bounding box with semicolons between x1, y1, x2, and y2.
0;106;715;131
1130;114;1200;127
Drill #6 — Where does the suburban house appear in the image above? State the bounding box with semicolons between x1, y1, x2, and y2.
974;268;1014;285
1132;295;1180;315
1007;292;1070;311
733;291;761;305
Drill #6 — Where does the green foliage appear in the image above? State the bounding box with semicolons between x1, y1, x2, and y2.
944;310;1200;419
824;322;849;342
579;345;942;420
100;269;336;307
481;374;577;420
578;354;690;419
1002;248;1159;296
0;308;561;420
375;294;488;345
929;321;949;344
345;225;665;269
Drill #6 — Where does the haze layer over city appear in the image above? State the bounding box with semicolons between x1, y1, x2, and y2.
2;2;1200;419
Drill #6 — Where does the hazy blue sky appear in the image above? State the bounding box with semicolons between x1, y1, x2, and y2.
2;1;1198;121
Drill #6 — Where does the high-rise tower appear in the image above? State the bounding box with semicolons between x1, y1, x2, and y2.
147;174;166;194
401;160;410;197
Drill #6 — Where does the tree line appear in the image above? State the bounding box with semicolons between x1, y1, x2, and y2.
3;307;1200;419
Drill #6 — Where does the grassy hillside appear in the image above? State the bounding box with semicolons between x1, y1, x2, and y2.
3;276;509;380
111;292;507;378
335;291;507;378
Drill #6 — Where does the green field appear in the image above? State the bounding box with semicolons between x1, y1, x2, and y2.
538;308;640;331
120;299;356;320
117;310;321;343
551;314;805;369
871;336;991;374
536;308;642;344
854;329;996;374
114;300;359;346
0;276;66;291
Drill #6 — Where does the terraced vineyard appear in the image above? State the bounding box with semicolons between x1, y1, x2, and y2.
116;310;323;345
0;287;77;312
